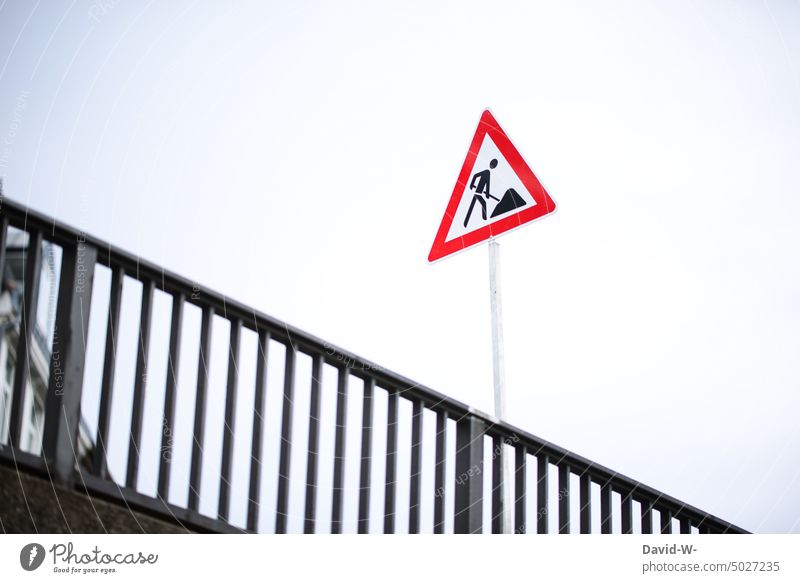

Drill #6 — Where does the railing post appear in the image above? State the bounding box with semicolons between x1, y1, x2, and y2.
126;279;154;489
558;464;570;533
330;367;348;534
188;306;214;512
600;480;613;534
433;410;447;534
491;436;503;533
157;293;184;499
42;239;97;486
579;472;591;534
247;330;270;532
303;354;323;533
408;399;422;533
454;414;485;534
514;446;526;534
218;317;241;521
621;491;633;533
358;377;374;534
537;455;549;533
383;388;399;534
274;343;296;534
92;265;123;478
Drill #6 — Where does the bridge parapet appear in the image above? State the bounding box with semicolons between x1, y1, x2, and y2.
0;196;746;534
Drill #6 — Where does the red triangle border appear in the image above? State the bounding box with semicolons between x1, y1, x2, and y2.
428;110;556;262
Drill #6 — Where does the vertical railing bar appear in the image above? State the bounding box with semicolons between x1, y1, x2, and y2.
157;293;184;500
218;318;241;521
408;399;423;534
679;517;691;534
383;388;398;534
357;377;374;533
491;436;503;534
579;473;591;534
454;415;485;534
537;455;548;534
188;305;214;512
8;230;42;449
93;264;124;478
303;354;323;534
42;240;97;486
558;464;570;534
247;330;270;532
330;367;349;534
621;491;633;534
126;279;154;489
275;343;296;534
600;481;612;534
433;409;446;534
514;446;526;534
661;508;673;534
641;500;653;534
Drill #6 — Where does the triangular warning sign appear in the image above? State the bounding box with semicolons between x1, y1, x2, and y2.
428;110;556;262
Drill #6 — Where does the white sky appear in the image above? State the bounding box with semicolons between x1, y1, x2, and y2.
1;0;799;533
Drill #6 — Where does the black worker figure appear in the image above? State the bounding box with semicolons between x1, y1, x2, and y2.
464;158;501;227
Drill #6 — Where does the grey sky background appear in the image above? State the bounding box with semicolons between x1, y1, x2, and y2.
1;0;799;533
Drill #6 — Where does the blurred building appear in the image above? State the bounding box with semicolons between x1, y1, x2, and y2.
0;230;58;453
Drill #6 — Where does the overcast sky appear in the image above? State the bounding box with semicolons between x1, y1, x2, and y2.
1;0;799;533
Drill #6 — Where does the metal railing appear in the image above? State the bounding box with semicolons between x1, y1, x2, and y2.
0;196;747;534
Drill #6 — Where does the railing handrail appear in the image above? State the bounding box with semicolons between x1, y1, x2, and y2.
0;195;748;534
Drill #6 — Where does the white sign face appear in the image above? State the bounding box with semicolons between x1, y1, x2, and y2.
444;134;538;243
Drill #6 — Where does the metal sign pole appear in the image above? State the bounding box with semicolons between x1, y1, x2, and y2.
488;237;513;533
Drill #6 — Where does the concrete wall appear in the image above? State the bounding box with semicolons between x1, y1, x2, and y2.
0;464;190;533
